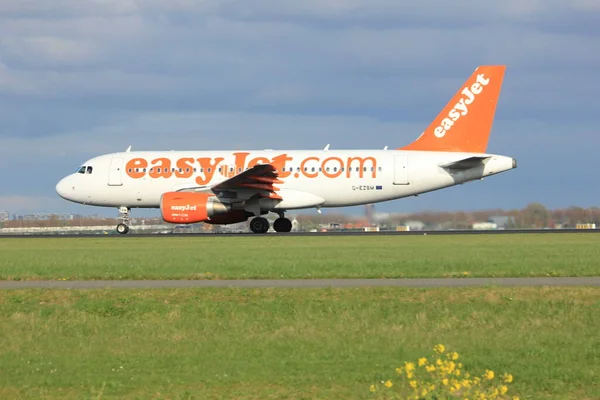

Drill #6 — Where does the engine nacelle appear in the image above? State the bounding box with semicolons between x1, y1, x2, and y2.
160;192;230;224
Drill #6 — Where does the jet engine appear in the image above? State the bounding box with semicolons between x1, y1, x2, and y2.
160;192;231;224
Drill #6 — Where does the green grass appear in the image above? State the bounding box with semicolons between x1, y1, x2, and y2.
0;287;598;399
0;234;599;280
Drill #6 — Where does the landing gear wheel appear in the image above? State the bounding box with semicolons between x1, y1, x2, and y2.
273;217;292;233
249;217;270;234
116;206;131;235
116;223;129;235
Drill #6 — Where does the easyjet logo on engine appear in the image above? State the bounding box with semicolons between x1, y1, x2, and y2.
434;73;490;138
171;204;198;211
124;152;378;185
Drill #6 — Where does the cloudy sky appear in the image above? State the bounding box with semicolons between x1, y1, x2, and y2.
1;0;599;217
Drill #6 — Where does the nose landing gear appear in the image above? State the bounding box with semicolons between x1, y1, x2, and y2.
116;206;130;234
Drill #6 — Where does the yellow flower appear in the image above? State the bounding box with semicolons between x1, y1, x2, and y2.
409;380;418;389
384;380;393;388
451;351;459;360
407;371;414;379
395;367;403;375
369;384;376;393
426;365;436;373
405;362;416;372
421;389;429;397
503;373;513;383
499;385;508;395
442;378;449;386
447;361;456;373
418;357;428;366
485;370;495;380
434;344;446;354
512;397;520;400
436;358;443;366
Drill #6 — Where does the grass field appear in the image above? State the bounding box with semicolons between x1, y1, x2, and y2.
0;287;598;399
0;234;599;280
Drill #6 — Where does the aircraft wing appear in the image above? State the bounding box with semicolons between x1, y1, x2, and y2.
438;156;491;170
176;164;283;201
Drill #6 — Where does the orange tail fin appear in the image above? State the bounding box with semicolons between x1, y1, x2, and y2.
400;65;506;153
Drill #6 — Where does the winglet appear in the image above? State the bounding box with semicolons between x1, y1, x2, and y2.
400;65;506;153
125;145;132;152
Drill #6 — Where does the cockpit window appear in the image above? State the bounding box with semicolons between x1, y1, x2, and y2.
86;166;93;174
77;166;86;174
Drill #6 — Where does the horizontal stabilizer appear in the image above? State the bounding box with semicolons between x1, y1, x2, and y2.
438;156;491;170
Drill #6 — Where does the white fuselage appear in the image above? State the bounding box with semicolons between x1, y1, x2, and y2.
56;149;516;211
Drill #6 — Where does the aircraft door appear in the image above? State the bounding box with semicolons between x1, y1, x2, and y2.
108;157;123;186
393;155;409;185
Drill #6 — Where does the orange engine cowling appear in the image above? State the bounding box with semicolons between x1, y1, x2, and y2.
160;192;230;224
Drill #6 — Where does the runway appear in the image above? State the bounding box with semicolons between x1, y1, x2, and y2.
1;277;599;289
0;228;599;239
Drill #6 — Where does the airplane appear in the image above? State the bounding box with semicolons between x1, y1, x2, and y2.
55;65;517;234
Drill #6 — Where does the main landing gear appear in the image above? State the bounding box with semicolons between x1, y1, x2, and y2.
249;215;293;234
116;206;130;234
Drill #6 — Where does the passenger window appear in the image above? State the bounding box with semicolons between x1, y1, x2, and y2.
86;166;93;174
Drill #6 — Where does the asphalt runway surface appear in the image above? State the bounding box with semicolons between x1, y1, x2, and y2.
1;228;599;239
1;277;599;289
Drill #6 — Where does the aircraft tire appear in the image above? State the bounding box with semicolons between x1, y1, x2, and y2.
249;217;269;234
116;223;130;234
273;218;292;233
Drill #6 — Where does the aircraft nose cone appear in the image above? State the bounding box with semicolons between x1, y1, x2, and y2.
55;178;71;199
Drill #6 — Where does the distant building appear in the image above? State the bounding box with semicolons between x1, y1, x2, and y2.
0;211;8;221
488;216;514;229
472;222;498;230
404;220;426;231
14;213;74;221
